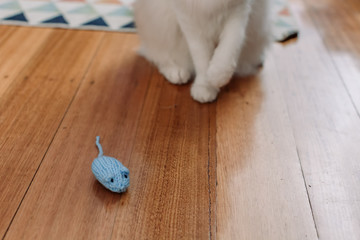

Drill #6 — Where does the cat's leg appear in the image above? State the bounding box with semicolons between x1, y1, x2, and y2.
185;33;218;103
206;4;252;91
176;27;217;101
236;0;272;76
156;38;193;85
174;10;218;102
189;38;219;103
134;0;193;84
185;35;218;103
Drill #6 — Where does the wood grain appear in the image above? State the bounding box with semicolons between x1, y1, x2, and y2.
5;32;216;239
0;28;104;238
302;0;360;115
0;26;16;44
4;33;147;240
111;65;216;239
6;31;215;239
1;0;360;237
216;57;318;239
0;27;53;97
273;0;360;239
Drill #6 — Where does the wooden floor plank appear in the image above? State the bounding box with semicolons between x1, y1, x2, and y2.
0;26;16;44
0;29;104;238
0;27;53;97
111;65;216;239
273;1;360;239
1;0;360;238
216;57;318;239
4;33;153;240
5;32;216;239
303;0;360;115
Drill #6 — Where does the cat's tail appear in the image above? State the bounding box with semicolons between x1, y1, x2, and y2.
95;136;104;157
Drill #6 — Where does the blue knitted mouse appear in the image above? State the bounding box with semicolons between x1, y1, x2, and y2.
92;136;130;193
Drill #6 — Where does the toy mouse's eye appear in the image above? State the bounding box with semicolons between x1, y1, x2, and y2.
124;174;128;179
110;178;114;183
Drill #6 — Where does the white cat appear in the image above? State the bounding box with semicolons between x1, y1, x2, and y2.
134;0;272;103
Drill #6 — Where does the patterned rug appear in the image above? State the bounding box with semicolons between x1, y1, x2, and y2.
272;0;299;42
0;0;298;42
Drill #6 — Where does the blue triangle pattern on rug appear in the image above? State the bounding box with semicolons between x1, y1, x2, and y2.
4;13;27;22
0;0;136;32
0;0;297;42
83;17;108;27
43;15;68;24
121;21;135;29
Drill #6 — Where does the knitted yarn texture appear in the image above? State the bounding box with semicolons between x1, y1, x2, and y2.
92;136;130;193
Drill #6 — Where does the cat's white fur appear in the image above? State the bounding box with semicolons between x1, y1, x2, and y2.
134;0;272;103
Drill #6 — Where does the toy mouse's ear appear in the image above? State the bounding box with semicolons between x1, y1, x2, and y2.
121;166;130;174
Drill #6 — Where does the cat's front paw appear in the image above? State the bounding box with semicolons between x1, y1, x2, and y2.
191;84;219;103
160;65;191;85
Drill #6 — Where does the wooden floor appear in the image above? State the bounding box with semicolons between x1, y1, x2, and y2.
1;0;360;239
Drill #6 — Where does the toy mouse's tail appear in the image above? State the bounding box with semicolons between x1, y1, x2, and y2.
96;136;103;157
